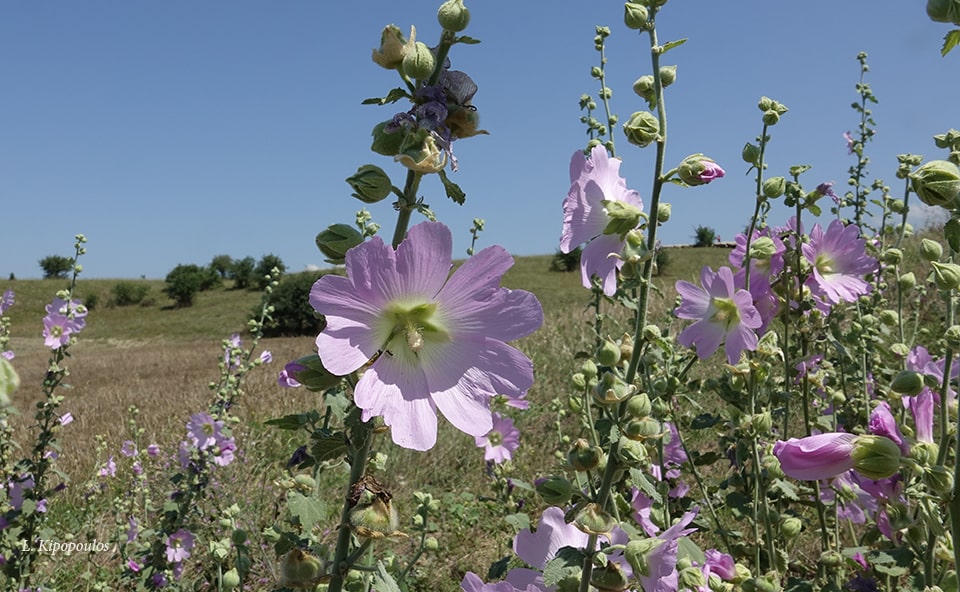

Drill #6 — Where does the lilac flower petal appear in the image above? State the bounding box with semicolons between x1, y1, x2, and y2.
395;221;453;299
581;233;623;296
356;354;438;451
513;506;589;569
774;433;858;480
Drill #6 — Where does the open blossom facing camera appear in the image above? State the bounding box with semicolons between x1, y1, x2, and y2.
802;219;876;306
475;412;520;463
310;221;543;451
560;144;644;296
675;266;762;364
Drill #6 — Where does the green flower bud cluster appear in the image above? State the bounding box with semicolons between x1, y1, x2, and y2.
909;160;960;208
934;128;960;165
758;96;788;126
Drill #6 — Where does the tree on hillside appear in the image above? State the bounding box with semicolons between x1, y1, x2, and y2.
209;254;233;278
692;225;717;247
164;264;205;307
228;256;256;290
38;255;74;279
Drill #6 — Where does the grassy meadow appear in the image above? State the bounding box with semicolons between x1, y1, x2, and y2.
0;246;735;589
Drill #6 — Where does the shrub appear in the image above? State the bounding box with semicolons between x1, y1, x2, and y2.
83;293;99;311
654;247;670;276
254;254;286;290
692;225;717;247
258;270;327;337
549;246;582;272
198;266;222;291
111;281;150;307
164;264;205;307
38;255;73;279
229;256;256;290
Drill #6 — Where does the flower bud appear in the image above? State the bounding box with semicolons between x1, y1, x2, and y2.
402;41;436;80
568;438;604;471
925;465;955;495
654;202;672;223
536;476;573;505
921;238;944;262
623;416;662;441
762;110;780;126
221;567;241;590
372;25;415;70
593;372;636;406
597;341;622;366
592;560;630;592
890;371;925;396
572;502;616;536
623;111;660;148
911;441;939;465
370;120;405;156
626;392;652;418
931;261;960;291
749;236;778;261
349;494;401;539
601;200;644;237
580;358;599;379
851;435;901;480
752;412;773;435
346;165;393;204
616;435;649;467
624;1;650;30
571;373;587;390
742;143;761;166
927;0;960;24
437;0;470;32
879;309;899;327
279;549;323;588
762;176;786;198
781;516;802;539
945;325;960;349
632;75;657;108
659;65;677;87
678;154;725;186
625;538;664;578
910;160;960;208
882;248;903;265
898;272;917;291
680;567;707;591
315;224;364;266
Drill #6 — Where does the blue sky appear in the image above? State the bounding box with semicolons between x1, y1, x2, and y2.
2;1;955;279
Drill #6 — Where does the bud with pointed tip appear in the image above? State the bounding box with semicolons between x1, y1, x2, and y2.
623;111;660;148
437;0;470;32
372;25;415;70
316;224;363;265
910;160;960;208
402;41;436;80
346;165;393;204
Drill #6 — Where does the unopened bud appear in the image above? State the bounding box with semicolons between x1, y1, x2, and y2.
346;164;393;204
925;465;955;495
437;0;470;32
659;65;677;87
910;160;960;208
623;111;660;148
624;2;650;30
882;248;903;265
315;224;363;266
591;560;630;591
597;341;622;366
851;434;902;480
279;549;323;588
568;438;604;471
657;202;672;222
945;325;960;349
890;371;925;396
626;392;652;418
536;476;573;505
616;435;648;468
402;41;436;80
921;238;944;262
678;154;725;186
742;143;761;166
931;261;960;291
372;25;415;70
898;272;917;291
762;176;786;198
573;503;616;536
781;516;802;539
879;310;899;327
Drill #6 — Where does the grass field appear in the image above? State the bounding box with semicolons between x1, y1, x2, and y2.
0;247;736;590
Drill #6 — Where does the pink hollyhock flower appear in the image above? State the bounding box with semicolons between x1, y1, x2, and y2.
703;549;736;581
310;221;543;451
121;440;137;457
729;228;785;279
461;572;543;592
868;402;908;454
774;432;857;481
186;413;223;450
42;312;81;349
633;508;700;592
909;390;935;443
844;131;855;154
507;506;590;590
675;266;762;363
821;470;878;524
165;529;194;563
802;219;876;306
559;145;644;296
631;488;659;537
0;290;14;314
98;456;117;478
475;413;520;463
45;298;88;329
277;362;305;388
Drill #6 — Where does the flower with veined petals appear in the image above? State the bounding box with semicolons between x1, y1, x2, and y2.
186;413;223;450
675;266;762;364
475;413;520;463
310;221;543;451
774;432;857;481
802;219;876;306
42;313;81;349
165;529;194;564
560;145;644;296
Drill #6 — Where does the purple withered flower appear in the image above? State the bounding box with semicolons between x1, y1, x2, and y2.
475;413;520;464
844;131;855;154
277;362;305;388
165;529;194;563
816;181;840;205
560;145;644;296
146;443;160;457
774;432;857;480
802;219;876;306
310;221;543;451
0;290;14;314
675;266;762;363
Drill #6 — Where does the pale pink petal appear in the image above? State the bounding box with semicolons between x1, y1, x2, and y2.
674;280;710;319
580;233;622;296
724;324;758;364
678;319;724;360
395;221;453;299
315;317;380;375
356;354;438;451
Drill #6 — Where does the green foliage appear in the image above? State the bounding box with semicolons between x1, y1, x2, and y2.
654;247;670;276
38;255;73;279
164;264;205;307
229;256;257;290
254;254;286;290
110;281;150;307
549;247;582;272
692;224;717;247
210;254;234;278
259;271;326;337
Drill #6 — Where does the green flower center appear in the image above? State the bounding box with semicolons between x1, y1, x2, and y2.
710;297;740;328
487;431;503;446
378;301;448;357
815;253;835;275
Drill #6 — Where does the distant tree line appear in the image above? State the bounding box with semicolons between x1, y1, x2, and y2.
164;253;286;307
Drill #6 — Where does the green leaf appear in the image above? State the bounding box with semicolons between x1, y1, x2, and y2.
264;413;314;431
361;87;410;106
372;562;403;592
487;555;511;580
630;468;663;503
946;217;960;253
942;29;960;56
660;38;688;53
310;430;348;464
455;35;482;44
690;413;721;430
770;478;801;501
287;492;326;531
503;512;530;533
868;547;914;577
438;170;466;205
